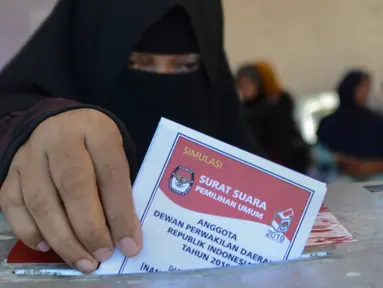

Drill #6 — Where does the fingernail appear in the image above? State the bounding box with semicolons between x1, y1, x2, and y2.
93;248;113;262
37;241;50;252
118;237;139;256
75;259;97;274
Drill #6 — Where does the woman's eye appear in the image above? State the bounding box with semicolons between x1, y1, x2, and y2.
128;58;136;67
184;61;199;69
175;59;200;72
139;59;153;67
129;56;154;68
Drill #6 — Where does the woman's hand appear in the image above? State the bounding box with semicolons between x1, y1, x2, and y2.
0;109;142;274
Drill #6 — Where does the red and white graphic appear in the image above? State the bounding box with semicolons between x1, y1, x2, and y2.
158;136;312;244
168;166;195;196
305;204;356;247
272;208;295;233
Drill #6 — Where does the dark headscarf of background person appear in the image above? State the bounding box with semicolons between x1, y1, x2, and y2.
0;0;264;183
255;61;294;114
235;64;268;150
251;61;310;174
337;70;369;108
236;65;265;102
317;69;383;158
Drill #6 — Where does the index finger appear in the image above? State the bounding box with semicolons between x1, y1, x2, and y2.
47;140;114;262
85;131;142;257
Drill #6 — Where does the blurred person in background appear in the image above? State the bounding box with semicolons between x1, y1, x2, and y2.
236;65;268;143
236;61;310;174
255;61;294;112
317;69;383;180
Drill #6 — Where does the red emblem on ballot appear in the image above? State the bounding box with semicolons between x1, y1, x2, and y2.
271;209;295;233
169;166;195;196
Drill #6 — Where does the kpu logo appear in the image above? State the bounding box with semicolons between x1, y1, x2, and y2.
168;166;195;196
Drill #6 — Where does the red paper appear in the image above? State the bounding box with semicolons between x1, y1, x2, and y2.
305;204;356;247
7;241;63;264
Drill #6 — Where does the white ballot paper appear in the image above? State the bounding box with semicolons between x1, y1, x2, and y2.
92;118;327;275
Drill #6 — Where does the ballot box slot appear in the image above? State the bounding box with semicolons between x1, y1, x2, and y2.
8;251;334;277
364;185;383;193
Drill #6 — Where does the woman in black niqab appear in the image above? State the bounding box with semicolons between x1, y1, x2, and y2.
0;0;263;181
0;0;265;274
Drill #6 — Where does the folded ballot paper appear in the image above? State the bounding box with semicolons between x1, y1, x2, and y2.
8;118;327;275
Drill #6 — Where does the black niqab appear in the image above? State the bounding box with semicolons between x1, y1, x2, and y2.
135;7;199;54
112;7;212;163
0;0;263;180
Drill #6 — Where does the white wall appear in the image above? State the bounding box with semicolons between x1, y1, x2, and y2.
223;0;383;96
0;0;56;69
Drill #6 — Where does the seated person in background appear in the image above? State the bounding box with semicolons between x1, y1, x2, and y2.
236;64;268;141
317;69;383;180
0;1;264;273
236;62;310;174
255;61;294;112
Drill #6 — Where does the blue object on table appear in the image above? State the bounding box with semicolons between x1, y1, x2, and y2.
312;144;339;183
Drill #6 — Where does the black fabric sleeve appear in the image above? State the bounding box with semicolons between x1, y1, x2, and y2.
0;96;137;184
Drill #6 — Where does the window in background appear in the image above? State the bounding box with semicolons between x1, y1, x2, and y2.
296;92;339;145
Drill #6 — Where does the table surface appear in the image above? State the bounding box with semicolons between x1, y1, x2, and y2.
0;181;382;287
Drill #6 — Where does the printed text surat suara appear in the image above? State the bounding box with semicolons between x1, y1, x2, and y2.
195;175;267;220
